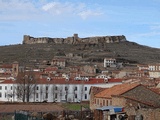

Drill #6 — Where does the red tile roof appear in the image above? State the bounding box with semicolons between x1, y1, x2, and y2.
0;78;122;85
37;78;106;84
20;78;122;85
45;67;58;71
95;83;140;98
108;78;122;82
0;64;12;68
0;80;15;84
151;88;160;94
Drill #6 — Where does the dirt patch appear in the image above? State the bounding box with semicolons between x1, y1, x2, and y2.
0;103;65;113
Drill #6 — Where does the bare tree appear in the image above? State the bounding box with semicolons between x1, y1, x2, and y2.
72;85;77;102
15;71;37;102
40;85;43;102
52;85;56;102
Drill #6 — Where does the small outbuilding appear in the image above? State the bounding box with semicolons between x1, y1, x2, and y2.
94;106;128;120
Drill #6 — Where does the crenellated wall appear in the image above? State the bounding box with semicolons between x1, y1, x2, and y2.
23;34;127;44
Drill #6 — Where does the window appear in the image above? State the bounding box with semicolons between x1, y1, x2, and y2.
0;92;2;97
11;86;12;90
74;86;77;91
36;93;38;98
0;86;2;90
85;87;87;91
65;86;68;91
36;86;39;90
103;100;105;106
106;100;108;106
46;86;48;91
97;99;99;105
55;93;58;99
85;94;87;99
110;100;112;105
5;86;7;90
55;86;58;90
75;94;77;98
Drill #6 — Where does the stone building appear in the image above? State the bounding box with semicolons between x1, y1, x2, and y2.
51;58;66;67
92;83;160;120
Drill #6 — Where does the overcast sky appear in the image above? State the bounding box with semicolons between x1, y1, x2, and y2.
0;0;160;48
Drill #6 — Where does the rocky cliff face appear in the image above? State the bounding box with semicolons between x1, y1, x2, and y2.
23;34;127;44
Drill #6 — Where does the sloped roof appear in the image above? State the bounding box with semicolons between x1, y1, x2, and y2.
0;64;12;68
45;67;58;71
89;86;107;95
0;79;14;84
0;71;123;85
37;78;110;84
95;83;140;98
119;95;159;107
150;88;160;95
38;78;123;84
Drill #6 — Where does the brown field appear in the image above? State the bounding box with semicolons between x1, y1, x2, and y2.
0;103;65;113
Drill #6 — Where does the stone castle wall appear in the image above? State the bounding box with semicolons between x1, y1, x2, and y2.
23;34;127;44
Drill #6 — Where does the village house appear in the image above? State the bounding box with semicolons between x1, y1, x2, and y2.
137;64;149;71
51;58;66;67
44;66;58;74
148;63;160;78
91;83;160;120
0;62;19;80
89;86;107;110
104;58;117;68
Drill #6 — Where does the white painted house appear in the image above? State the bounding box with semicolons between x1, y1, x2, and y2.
104;58;116;67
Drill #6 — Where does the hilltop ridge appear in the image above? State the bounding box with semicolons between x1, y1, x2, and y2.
23;34;126;44
0;39;160;65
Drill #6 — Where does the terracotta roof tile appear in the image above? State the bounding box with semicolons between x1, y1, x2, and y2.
0;80;15;84
34;78;122;85
0;64;12;68
45;67;58;71
151;88;160;94
95;83;140;98
0;77;122;85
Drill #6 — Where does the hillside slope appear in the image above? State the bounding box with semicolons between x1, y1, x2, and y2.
0;41;160;65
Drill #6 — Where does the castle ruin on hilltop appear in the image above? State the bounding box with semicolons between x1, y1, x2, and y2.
23;34;127;44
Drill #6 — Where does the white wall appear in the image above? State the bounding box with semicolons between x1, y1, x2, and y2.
0;82;121;102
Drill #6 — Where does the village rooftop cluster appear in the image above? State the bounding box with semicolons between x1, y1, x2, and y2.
0;34;160;119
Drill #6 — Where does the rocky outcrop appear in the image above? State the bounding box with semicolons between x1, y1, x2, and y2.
23;34;127;44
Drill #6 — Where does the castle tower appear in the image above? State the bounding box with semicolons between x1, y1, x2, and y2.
73;34;78;40
23;35;30;44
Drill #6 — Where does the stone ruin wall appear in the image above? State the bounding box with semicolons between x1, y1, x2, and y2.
23;34;127;45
